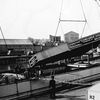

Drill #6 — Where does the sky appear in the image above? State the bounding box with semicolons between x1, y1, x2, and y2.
0;0;100;40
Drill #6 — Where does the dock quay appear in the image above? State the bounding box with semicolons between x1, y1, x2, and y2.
1;64;100;100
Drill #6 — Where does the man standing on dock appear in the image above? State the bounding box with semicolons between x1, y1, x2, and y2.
49;75;56;98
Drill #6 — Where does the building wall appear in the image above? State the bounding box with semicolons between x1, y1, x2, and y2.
0;45;33;51
49;35;61;42
64;31;79;43
0;45;43;56
0;39;56;56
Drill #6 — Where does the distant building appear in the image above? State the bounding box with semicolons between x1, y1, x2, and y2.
0;39;42;55
0;39;33;51
0;38;58;56
49;35;61;43
64;31;79;43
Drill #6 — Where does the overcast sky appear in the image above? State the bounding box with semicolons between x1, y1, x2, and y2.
0;0;100;40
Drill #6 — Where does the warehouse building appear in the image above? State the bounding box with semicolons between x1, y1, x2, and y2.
0;39;42;56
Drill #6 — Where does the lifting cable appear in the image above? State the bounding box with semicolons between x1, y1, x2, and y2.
80;0;87;38
0;26;8;51
94;0;100;19
79;0;93;38
55;0;95;40
94;0;100;7
55;0;63;37
60;23;64;35
55;0;88;38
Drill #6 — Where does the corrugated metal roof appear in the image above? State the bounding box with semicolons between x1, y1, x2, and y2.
0;39;32;45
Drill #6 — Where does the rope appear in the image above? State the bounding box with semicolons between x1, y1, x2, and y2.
0;26;8;51
95;0;100;7
94;0;100;20
80;0;87;38
55;0;63;37
60;23;64;35
80;22;87;38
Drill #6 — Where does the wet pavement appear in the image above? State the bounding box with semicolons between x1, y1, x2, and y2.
24;95;85;100
24;87;87;100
